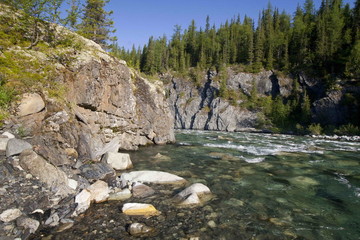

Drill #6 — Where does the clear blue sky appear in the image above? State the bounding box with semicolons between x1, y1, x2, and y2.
107;0;355;50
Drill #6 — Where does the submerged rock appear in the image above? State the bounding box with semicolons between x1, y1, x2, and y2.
128;222;155;237
122;203;160;216
101;152;133;170
6;139;32;157
132;182;155;198
175;183;212;206
108;188;132;201
120;171;187;186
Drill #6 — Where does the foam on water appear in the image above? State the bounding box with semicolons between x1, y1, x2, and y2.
242;157;265;163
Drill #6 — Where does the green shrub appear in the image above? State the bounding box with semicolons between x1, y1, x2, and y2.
308;123;323;135
334;124;360;136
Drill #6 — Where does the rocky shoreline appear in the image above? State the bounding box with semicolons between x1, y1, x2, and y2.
0;132;213;239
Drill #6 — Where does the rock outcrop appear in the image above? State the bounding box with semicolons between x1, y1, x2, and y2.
3;7;175;165
165;69;292;131
165;68;360;130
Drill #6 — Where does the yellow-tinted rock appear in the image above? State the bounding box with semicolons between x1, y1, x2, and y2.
122;203;160;216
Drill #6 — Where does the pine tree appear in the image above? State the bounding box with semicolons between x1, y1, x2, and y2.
78;0;116;49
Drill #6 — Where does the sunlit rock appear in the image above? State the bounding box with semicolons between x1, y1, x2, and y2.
101;152;133;170
122;203;160;216
120;171;187;186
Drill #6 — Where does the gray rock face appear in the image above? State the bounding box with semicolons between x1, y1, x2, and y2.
6;139;32;157
165;69;303;131
165;71;263;131
63;54;175;152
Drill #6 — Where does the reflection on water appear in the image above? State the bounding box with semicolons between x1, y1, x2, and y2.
128;130;360;239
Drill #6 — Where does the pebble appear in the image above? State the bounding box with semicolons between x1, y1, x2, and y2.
128;223;155;237
207;220;217;228
25;174;32;179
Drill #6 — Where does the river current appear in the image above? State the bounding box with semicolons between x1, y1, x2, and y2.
40;130;360;239
129;130;360;239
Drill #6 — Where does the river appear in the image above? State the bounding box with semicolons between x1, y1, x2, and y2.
40;130;360;239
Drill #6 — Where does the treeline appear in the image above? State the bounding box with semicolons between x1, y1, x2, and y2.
0;0;116;49
115;0;360;85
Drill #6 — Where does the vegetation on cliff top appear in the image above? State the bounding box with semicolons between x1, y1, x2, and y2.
0;0;115;124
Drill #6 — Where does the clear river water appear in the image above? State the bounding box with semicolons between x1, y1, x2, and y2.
128;130;360;240
40;130;360;240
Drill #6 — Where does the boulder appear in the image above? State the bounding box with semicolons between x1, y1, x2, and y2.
120;171;187;186
74;189;91;215
128;223;155;237
179;193;201;205
6;138;32;157
101;152;133;170
19;149;72;196
1;132;15;139
79;162;115;180
132;182;155;198
175;183;212;206
17;93;45;117
0;208;22;223
0;137;9;152
87;180;109;203
122;203;160;216
16;216;40;233
108;188;132;201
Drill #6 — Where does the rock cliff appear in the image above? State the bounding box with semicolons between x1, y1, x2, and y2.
164;69;293;131
165;68;360;131
1;8;174;163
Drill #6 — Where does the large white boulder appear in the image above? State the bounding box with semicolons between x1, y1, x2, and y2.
102;152;133;170
120;171;186;186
